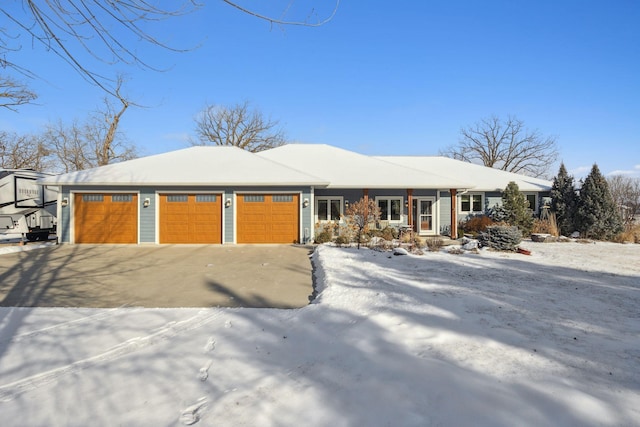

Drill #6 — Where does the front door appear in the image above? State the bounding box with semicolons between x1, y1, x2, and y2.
412;198;435;235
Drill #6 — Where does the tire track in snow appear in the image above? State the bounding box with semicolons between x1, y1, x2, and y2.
1;306;145;345
0;309;222;402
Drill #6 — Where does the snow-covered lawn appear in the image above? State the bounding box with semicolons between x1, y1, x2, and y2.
0;241;638;426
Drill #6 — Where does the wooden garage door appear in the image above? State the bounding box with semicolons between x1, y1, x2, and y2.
74;193;138;243
159;194;222;244
237;194;299;244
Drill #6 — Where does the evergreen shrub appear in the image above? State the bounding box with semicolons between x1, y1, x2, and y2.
479;225;522;251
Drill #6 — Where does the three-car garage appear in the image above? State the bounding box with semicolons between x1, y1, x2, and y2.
72;191;300;244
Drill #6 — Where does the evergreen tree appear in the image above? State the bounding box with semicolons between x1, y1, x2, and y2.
575;164;623;240
550;163;577;236
497;181;534;235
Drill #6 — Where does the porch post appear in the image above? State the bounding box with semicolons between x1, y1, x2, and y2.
363;189;369;219
407;189;413;230
450;189;457;238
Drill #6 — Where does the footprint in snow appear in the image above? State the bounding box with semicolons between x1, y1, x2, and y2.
204;338;216;353
198;360;212;381
180;397;207;425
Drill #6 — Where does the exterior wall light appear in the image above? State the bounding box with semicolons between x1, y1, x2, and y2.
225;198;232;208
303;198;309;208
61;197;69;207
143;198;151;208
345;200;349;209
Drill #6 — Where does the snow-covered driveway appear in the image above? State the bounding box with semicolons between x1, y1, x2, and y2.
0;242;638;426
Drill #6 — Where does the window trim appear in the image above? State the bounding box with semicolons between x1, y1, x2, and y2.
459;193;484;214
315;196;344;222
375;196;404;223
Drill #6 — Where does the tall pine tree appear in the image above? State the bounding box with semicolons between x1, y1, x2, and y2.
499;181;534;235
575;164;623;240
550;163;577;236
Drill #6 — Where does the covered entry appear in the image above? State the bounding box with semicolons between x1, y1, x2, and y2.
159;194;222;244
74;193;138;243
237;194;299;243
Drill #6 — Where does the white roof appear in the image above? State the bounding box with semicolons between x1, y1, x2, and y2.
377;156;552;192
39;144;551;192
259;144;474;189
40;146;328;186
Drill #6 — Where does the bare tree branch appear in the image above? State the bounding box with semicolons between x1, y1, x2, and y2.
222;0;340;27
0;75;37;110
441;115;558;178
194;101;287;152
45;81;137;172
0;131;51;169
1;1;201;96
607;174;640;226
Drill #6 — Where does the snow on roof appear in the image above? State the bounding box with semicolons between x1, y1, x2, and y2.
38;145;552;192
377;156;552;192
258;144;474;189
39;146;329;187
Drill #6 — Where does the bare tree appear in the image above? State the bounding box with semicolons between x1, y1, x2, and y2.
441;115;558;178
0;75;37;110
194;101;287;152
0;131;51;170
607;174;640;227
345;197;381;249
46;83;137;172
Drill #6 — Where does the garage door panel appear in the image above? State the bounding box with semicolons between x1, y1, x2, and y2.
159;194;221;244
237;194;299;244
74;193;138;244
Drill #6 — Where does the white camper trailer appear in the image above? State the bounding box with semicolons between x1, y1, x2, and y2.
0;169;57;242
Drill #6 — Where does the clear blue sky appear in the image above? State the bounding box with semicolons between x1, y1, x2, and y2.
2;0;639;179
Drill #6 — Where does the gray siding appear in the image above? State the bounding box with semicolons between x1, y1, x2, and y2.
439;191;452;234
60;188;71;243
139;188;156;243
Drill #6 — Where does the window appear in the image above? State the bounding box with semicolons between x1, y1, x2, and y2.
112;194;133;202
460;194;482;213
525;194;537;212
167;195;188;202
196;194;217;202
273;195;294;203
317;197;342;221
244;195;264;202
82;194;104;202
377;197;402;222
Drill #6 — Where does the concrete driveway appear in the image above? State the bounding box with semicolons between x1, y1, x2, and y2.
0;244;315;308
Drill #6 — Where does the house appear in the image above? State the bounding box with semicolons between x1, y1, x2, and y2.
40;144;552;244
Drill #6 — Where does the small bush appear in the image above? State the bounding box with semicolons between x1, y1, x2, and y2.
368;226;397;241
614;224;640;243
334;234;351;247
532;212;559;237
314;222;338;244
461;214;495;236
479;225;522;251
425;237;444;252
315;230;332;244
